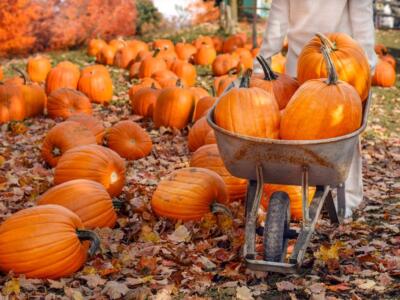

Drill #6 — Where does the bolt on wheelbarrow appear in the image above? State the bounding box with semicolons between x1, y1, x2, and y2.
207;92;372;274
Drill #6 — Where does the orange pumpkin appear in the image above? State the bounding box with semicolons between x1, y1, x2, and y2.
194;45;217;66
153;39;174;52
109;39;126;50
262;184;316;220
170;60;197;87
130;85;160;118
0;205;99;279
155;49;178;69
214;74;237;96
21;83;47;118
153;85;195;129
280;46;362;140
67;113;105;144
56;61;81;80
204;130;216;144
87;38;107;56
27;56;52;83
126;40;149;54
372;59;396;87
175;43;197;61
105;120;152;160
78;65;113;104
128;78;161;96
234;48;253;70
193;36;214;49
151;167;228;220
271;53;286;73
46;66;80;95
47;88;92;119
212;54;240;76
297;32;371;101
54;144;126;197
250;56;299;110
188;116;212;152
381;54;396;69
0;66;3;81
139;55;168;78
151;69;179;88
190;86;210;106
96;45;116;65
128;61;141;78
114;46;137;69
212;36;224;53
192;96;215;122
190;144;248;201
41;121;97;167
214;71;280;138
374;44;387;56
222;35;245;53
38;179;117;228
0;83;26;123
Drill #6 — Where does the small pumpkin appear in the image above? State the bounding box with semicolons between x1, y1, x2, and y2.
87;38;107;56
234;48;253;70
47;88;92;119
139;54;168;78
37;179;117;228
109;39;126;50
194;45;217;66
27;56;52;83
0;83;26;123
170;60;197;87
153;39;174;52
151;167;229;220
54;144;126;197
193;36;214;49
21;82;47;118
105;120;152;160
190;86;210;106
374;44;387;56
271;53;286;73
151;69;179;88
0;205;99;279
155;49;178;69
212;36;224;53
222;35;245;53
46;66;80;95
188;116;212;152
128;78;161;97
175;43;197;61
190;144;248;201
212;53;240;76
130;85;160;118
114;46;138;69
67;113;105;144
41;121;97;167
96;45;116;65
78;65;113;104
381;54;396;69
128;61;141;79
192;96;215;122
372;59;396;87
126;40;149;54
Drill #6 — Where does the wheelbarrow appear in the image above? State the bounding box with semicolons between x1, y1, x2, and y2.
207;88;372;273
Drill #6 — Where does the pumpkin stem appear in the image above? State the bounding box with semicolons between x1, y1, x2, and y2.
321;45;339;85
112;199;124;209
210;85;217;97
316;33;336;51
76;229;100;257
153;48;160;57
52;147;61;157
176;78;184;88
12;66;27;84
210;202;233;218
150;83;157;90
239;69;252;88
256;56;277;80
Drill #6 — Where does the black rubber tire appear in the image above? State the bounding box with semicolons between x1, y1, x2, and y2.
263;191;290;262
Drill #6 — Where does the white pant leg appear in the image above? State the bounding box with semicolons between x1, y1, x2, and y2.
344;138;363;217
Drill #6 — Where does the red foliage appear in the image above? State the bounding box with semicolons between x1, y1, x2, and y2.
0;0;137;57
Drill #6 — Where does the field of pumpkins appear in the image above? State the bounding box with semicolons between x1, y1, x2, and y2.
0;29;399;299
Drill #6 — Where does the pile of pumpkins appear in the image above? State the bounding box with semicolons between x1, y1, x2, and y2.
0;32;396;280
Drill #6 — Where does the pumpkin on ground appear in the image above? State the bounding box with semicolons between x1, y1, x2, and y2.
192;96;215;122
250;56;299;110
188;116;212;152
105;120;152;160
46;66;80;95
194;45;217;66
56;61;81;80
190;86;210;105
271;53;286;74
262;184;316;220
96;45;116;65
190;144;248;201
109;39;126;51
47;88;92;119
151;167;229;220
280;45;362;140
37;179;117;228
0;66;3;81
234;48;253;70
214;74;237;96
153;39;174;52
21;82;47;118
372;59;396;87
0;83;26;123
193;36;214;49
222;35;245;53
204;130;216;144
297;32;371;101
130;85;160;118
54;144;126;197
128;78;161;96
170;60;197;87
212;54;240;76
78;65;113;104
175;43;197;61
114;46;137;69
41;121;97;167
0;205;100;279
212;36;224;53
67;113;105;144
139;55;168;78
27;56;52;83
214;71;280;139
381;53;396;69
151;69;179;88
87;38;107;56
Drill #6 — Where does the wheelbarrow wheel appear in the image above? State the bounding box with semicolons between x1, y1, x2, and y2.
263;191;290;262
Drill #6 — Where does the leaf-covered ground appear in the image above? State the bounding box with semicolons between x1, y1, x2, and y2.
0;29;399;299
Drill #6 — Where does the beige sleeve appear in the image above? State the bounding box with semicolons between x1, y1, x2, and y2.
349;0;378;72
253;0;289;74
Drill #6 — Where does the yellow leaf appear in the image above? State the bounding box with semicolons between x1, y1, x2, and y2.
2;278;20;296
82;266;97;275
315;241;344;262
139;225;160;243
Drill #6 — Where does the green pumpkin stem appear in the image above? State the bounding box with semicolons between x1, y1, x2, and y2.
153;48;161;57
316;32;336;51
76;229;100;257
210;202;233;218
239;69;252;88
256;55;277;80
321;45;339;85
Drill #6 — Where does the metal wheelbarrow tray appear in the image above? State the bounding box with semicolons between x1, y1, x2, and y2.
207;94;372;273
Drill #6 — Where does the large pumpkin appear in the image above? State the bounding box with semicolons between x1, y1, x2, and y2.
130;85;160;118
214;71;280;139
78;65;113;104
192;96;215;122
262;184;316;220
250;56;299;110
281;46;362;140
27;56;52;83
46;66;80;95
67;113;105;144
37;179;117;228
54;144;126;196
41;121;97;167
105;120;152;160
153;85;194;129
151;167;228;220
56;61;81;80
0;205;99;279
372;59;396;87
297;32;371;101
0;83;26;123
47;88;92;119
188;116;212;152
190;144;248;201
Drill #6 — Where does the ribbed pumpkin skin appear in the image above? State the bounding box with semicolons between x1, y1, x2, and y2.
214;74;237;96
214;87;280;138
106;120;152;160
204;130;216;144
67;113;105;144
0;205;88;279
78;66;113;104
0;84;26;123
262;184;316;220
153;87;194;129
37;180;117;228
280;79;362;140
151;167;228;220
188;117;212;152
372;59;396;87
151;70;178;88
130;87;160;118
27;56;52;83
0;66;3;81
170;61;197;87
139;57;167;78
41;121;97;167
56;61;81;80
22;84;47;118
192;96;215;122
46;66;80;95
190;144;248;201
297;33;371;101
54;145;126;197
47;88;92;120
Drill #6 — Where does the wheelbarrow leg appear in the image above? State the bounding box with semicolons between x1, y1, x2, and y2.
322;188;340;224
337;183;346;221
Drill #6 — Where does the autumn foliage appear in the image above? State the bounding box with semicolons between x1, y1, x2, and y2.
0;0;137;57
